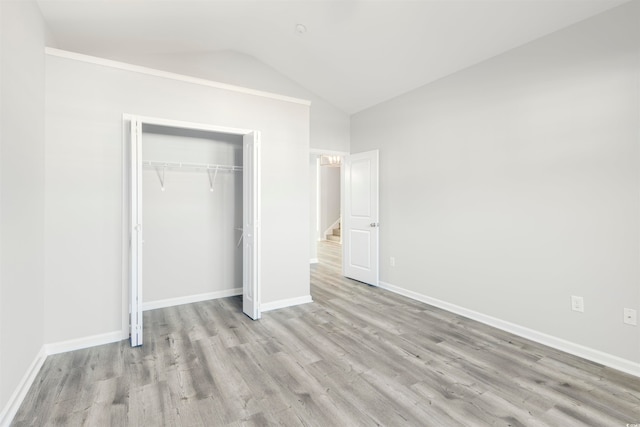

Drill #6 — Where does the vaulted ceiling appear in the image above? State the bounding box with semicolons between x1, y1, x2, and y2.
37;0;628;114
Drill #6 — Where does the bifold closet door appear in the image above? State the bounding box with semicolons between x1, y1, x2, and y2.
130;118;143;347
128;116;261;346
242;132;260;320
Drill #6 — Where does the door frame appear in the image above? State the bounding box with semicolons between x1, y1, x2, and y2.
122;114;261;346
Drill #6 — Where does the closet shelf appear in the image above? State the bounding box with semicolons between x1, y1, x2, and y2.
142;160;243;172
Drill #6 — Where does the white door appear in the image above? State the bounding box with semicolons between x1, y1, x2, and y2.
343;150;379;285
130;118;143;346
243;132;261;319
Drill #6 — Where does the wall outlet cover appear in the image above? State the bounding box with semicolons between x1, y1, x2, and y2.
571;296;584;313
623;308;637;326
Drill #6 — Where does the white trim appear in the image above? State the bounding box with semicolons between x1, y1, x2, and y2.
316;156;321;241
378;281;640;378
261;295;313;312
46;48;311;107
0;347;47;427
45;331;127;356
120;117;131;341
309;258;319;264
122;113;252;136
142;288;243;311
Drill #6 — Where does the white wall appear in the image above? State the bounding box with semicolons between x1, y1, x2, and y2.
89;50;348;273
44;52;310;344
351;1;640;366
142;129;243;304
99;50;350;153
320;166;341;237
0;0;46;416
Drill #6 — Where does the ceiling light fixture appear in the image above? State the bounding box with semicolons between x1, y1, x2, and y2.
295;24;307;35
320;155;341;167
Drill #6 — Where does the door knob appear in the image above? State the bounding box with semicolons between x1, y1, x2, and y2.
370;222;379;227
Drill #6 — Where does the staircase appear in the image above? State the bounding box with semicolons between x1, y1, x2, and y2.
326;221;341;243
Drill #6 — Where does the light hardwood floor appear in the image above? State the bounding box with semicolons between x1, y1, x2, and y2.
12;241;640;426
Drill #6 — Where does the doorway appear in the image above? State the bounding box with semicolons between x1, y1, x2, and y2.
309;150;347;264
309;149;379;286
125;115;261;347
319;155;342;244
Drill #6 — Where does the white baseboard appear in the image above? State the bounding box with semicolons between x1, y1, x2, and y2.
261;295;313;312
45;330;127;356
142;288;242;311
0;346;47;427
309;258;319;264
378;281;640;378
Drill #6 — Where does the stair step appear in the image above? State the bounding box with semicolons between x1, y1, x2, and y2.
333;228;341;236
327;234;341;242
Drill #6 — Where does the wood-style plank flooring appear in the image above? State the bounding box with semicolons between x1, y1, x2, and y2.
13;241;640;426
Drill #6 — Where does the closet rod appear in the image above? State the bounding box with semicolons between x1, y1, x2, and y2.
142;160;243;172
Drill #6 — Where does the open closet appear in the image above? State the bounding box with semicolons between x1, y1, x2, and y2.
127;115;260;347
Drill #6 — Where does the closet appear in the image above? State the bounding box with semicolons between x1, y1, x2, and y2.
127;115;260;347
142;124;242;304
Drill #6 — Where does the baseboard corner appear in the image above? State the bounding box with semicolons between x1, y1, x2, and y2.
45;330;127;356
0;346;47;427
142;288;243;312
261;295;313;312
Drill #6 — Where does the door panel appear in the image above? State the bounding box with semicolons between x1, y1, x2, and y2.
130;118;143;347
243;132;261;319
343;150;379;285
349;230;371;269
350;159;372;217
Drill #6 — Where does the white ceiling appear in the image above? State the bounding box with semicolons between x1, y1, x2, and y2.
36;0;628;114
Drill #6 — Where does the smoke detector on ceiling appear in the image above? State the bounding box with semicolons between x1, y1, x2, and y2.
295;24;307;35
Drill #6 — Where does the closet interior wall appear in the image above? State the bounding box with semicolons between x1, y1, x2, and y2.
141;124;243;306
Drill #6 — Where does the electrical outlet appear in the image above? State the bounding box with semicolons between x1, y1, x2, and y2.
571;296;584;312
624;308;637;326
390;257;395;267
